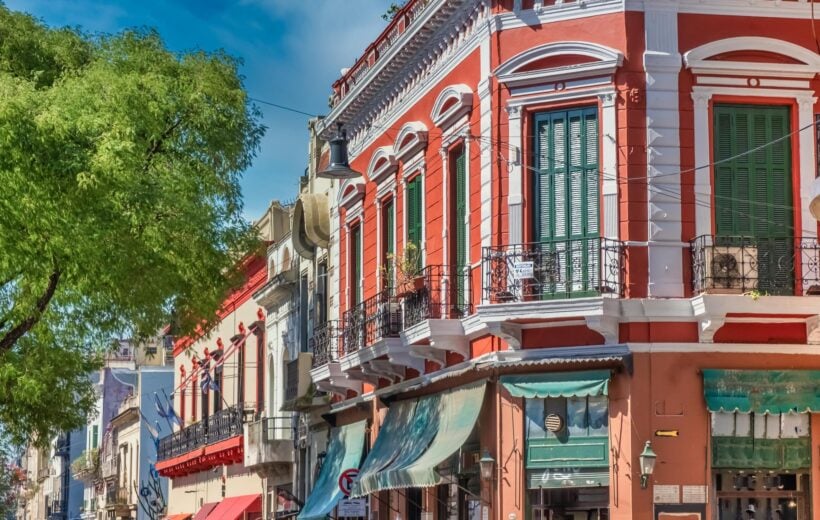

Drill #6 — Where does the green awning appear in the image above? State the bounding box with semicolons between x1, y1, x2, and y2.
703;369;820;413
298;420;366;520
501;370;610;399
352;381;486;496
353;399;417;495
527;468;610;489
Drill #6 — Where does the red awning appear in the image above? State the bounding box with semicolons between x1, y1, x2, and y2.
166;515;192;520
206;494;262;520
192;502;219;520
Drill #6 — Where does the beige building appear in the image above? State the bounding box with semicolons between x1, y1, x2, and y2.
159;203;290;520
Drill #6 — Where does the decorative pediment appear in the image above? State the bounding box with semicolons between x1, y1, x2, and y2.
338;178;366;211
393;121;429;162
684;37;820;78
495;41;623;89
430;84;473;129
366;146;398;184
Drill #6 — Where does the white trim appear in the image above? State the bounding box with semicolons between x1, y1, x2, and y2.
495;41;623;89
394;121;429;162
684;37;820;79
691;86;818;240
628;343;820;355
627;0;820;20
366;146;398;185
431;84;474;130
337;179;366;215
497;0;624;31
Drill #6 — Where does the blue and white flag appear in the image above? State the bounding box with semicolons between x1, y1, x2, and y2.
153;393;168;419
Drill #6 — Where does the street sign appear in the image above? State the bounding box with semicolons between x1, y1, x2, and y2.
338;468;359;496
338;498;367;518
512;261;534;280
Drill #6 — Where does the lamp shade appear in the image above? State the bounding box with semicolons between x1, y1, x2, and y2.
478;449;495;481
639;441;657;475
317;123;362;179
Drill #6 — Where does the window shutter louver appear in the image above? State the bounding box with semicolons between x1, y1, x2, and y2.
455;148;467;308
713;105;793;294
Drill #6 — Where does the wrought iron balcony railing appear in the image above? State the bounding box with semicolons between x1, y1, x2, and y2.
157;405;245;461
482;237;625;303
691;235;820;296
403;265;473;329
341;290;400;354
309;320;341;368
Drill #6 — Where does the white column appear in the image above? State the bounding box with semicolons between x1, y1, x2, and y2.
479;36;493;255
375;198;383;292
797;93;818;239
600;90;619;240
644;3;684;297
440;147;449;268
506;104;523;245
692;91;712;238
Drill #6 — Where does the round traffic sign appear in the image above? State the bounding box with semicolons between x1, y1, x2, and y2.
338;468;359;496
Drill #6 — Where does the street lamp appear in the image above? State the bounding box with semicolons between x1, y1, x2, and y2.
317;123;363;180
478;449;495;481
639;441;657;489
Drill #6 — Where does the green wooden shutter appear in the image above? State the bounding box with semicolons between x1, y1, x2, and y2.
383;200;394;290
534;108;599;297
713;105;793;294
406;176;422;269
351;224;361;305
455;149;467;308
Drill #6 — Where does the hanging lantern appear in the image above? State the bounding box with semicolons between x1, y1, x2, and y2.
317;122;362;179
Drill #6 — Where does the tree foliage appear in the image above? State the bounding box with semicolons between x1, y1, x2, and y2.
0;6;264;444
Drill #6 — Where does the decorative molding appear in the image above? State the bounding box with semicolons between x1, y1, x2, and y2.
366;146;398;185
338;179;366;215
486;322;522;350
698;318;726;344
394;121;429;162
684;37;820;79
431;83;474;130
495;41;623;89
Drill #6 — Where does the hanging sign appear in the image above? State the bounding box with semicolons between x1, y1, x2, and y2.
512;261;535;280
338;468;359;496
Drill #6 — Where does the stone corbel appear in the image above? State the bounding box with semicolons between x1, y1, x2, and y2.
387;349;425;373
699;318;725;344
585;315;619;345
486;322;522;350
409;344;447;368
365;360;404;383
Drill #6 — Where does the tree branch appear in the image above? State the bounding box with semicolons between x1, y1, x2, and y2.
0;268;61;352
143;114;187;172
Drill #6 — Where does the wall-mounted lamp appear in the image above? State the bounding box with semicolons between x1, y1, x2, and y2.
317;123;362;179
478;449;495;481
639;441;657;489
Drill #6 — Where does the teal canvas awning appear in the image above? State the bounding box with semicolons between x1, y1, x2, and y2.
298;420;366;520
352;381;486;496
501;370;611;399
703;369;820;414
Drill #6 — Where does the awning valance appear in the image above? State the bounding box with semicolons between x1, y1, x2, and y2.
703;369;820;413
501;370;611;399
352;381;486;496
527;468;610;489
298;420;366;520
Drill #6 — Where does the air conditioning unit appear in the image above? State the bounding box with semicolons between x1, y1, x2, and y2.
704;246;757;293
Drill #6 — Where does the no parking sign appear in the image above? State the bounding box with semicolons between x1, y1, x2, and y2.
338;468;359;496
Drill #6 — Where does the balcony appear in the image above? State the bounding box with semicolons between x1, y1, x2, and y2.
105;485;131;516
309;321;362;398
70;448;99;483
483;238;625;303
243;417;293;477
155;405;248;476
100;454;117;480
691;235;820;296
342;289;400;354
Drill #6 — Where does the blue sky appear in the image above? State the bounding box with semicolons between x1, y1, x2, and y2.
5;0;392;219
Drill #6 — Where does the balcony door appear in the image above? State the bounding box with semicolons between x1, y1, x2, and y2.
713;105;794;294
533;107;600;297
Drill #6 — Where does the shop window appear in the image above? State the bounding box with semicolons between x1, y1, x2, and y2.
526;396;608;439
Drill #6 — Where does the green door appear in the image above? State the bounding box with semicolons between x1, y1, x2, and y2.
713;105;793;294
534;107;600;297
351;224;362;305
454;148;467;310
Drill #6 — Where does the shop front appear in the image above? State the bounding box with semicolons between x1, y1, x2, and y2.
704;370;818;520
502;370;612;520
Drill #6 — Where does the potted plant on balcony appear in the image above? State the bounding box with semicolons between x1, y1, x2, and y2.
382;243;424;298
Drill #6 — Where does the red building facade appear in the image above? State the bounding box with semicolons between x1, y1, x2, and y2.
304;1;820;519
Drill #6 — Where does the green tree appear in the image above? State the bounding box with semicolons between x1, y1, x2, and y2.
0;6;264;444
